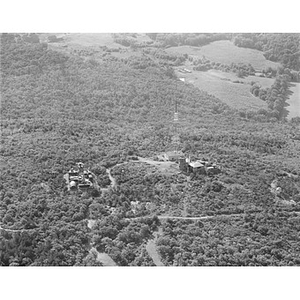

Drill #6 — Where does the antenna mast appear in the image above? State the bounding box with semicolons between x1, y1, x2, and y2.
172;99;180;152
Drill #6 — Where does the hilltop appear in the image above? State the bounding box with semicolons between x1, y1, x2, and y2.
1;33;300;266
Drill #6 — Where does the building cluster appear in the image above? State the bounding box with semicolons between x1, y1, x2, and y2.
161;150;221;175
67;162;95;190
180;157;221;175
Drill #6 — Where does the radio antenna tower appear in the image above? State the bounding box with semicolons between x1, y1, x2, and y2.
171;100;180;152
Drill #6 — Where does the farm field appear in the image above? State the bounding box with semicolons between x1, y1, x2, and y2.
40;33;152;48
167;40;280;70
286;82;300;119
177;69;268;111
41;33;146;61
55;33;124;48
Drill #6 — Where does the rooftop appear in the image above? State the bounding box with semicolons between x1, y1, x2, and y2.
188;161;204;168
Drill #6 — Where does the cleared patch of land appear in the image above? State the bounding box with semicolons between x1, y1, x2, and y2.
178;69;268;111
90;247;117;266
134;33;152;43
41;33;146;61
286;82;300;119
56;33;124;48
87;219;96;229
145;226;164;266
167;40;280;70
132;157;179;175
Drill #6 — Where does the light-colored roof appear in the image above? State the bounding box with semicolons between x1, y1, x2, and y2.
198;160;208;164
188;161;204;168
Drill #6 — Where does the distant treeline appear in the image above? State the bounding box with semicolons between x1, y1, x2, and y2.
146;33;231;47
250;75;292;120
113;33;231;48
233;33;300;71
192;56;255;78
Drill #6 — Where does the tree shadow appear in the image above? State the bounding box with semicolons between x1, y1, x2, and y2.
281;82;297;119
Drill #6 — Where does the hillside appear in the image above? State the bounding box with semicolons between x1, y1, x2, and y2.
166;38;299;120
1;33;300;266
233;33;300;71
166;40;280;70
175;68;269;111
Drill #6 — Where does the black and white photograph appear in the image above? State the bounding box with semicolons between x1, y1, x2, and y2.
2;30;300;267
0;1;299;299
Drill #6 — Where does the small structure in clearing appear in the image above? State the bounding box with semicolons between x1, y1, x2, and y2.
178;156;221;176
64;162;98;191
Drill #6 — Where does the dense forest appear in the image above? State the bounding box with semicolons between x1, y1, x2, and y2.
109;33;232;48
1;33;300;266
157;213;300;266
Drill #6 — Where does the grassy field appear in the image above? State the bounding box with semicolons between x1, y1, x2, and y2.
42;33;147;60
167;40;280;70
40;33;151;48
57;33;124;48
177;69;268;111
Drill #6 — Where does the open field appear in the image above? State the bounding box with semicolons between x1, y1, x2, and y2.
40;33;151;48
42;33;146;60
177;69;268;111
135;157;179;175
90;248;117;266
51;33;124;48
286;82;300;119
167;40;280;70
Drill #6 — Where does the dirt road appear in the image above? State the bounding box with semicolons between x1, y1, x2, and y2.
145;226;164;266
106;168;117;188
0;224;34;233
128;212;246;222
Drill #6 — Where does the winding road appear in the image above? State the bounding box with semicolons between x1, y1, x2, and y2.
0;224;34;233
106;168;116;188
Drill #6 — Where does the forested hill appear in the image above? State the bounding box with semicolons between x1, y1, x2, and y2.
2;34;230;122
1;33;300;266
1;33;234;162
